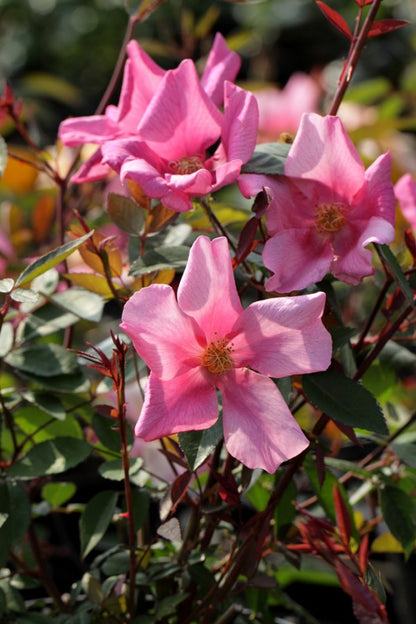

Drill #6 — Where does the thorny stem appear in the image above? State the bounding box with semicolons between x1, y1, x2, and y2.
327;0;383;116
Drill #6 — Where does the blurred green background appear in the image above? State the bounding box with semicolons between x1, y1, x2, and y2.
0;0;415;144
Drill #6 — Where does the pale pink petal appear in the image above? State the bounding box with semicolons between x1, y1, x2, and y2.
219;368;309;473
58;115;119;146
178;236;243;341
395;173;416;230
231;292;331;377
135;369;218;440
120;284;203;380
263;228;332;293
285;113;365;201
138;60;222;161
219;82;258;163
200;33;241;107
332;216;395;284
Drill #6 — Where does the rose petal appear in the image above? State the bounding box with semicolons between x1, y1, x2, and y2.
231;292;331;377
200;33;241;107
263;228;332;293
120;284;202;380
135;369;218;440
178;236;243;341
220;368;309;473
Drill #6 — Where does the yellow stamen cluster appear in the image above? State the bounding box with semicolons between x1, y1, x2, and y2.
315;202;347;233
201;337;234;376
169;155;204;175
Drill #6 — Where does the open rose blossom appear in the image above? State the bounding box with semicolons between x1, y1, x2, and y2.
239;113;396;293
101;62;258;212
58;33;241;183
120;236;332;473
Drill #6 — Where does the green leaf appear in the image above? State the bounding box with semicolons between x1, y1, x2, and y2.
380;485;416;555
10;288;39;304
5;343;79;377
129;245;189;277
178;417;223;471
50;288;104;322
241;142;291;175
376;243;416;310
80;490;118;558
98;457;143;481
0;481;31;566
92;413;122;453
0;322;13;358
42;482;76;507
0;278;14;293
14;369;90;394
0;136;7;178
107;193;146;235
7;437;92;479
15;231;93;287
303;370;388;435
24;392;66;421
15;405;83;442
20;304;79;341
391;441;416;470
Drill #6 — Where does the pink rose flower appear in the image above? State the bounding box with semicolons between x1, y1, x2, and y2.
239;113;396;293
102;62;258;212
254;73;321;143
58;33;241;184
395;173;416;231
120;235;332;473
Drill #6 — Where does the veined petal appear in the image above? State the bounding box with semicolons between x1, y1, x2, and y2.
58;115;120;146
166;168;213;194
220;368;309;473
120;284;203;380
231;292;331;377
210;159;242;191
219;82;258;164
178;236;243;341
138;60;222;161
285;113;365;201
136;369;218;440
200;33;241;107
263;228;332;293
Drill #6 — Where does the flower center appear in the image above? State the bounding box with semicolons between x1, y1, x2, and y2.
315;202;347;233
169;155;204;175
201;337;234;376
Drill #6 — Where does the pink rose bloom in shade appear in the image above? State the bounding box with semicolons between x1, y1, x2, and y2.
58;33;241;184
102;61;258;212
255;73;321;143
395;173;416;231
239;113;396;293
120;236;332;473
